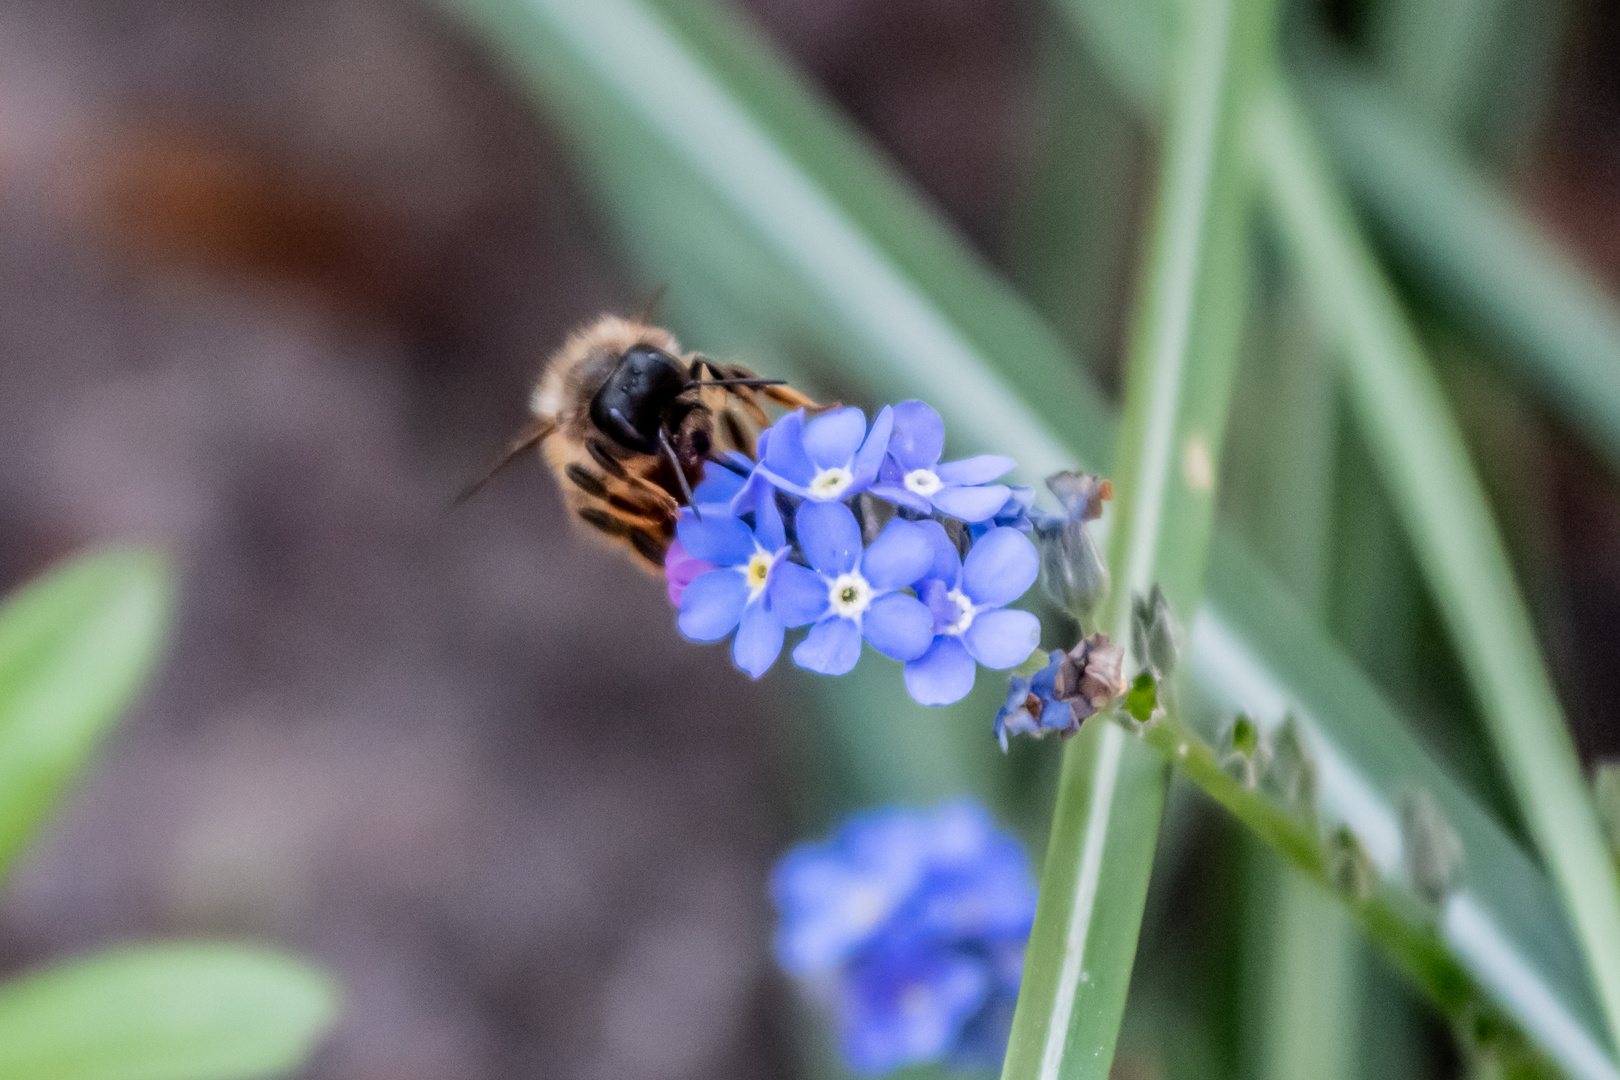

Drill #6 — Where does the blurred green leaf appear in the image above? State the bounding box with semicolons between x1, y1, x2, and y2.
1309;68;1620;475
1256;80;1620;1057
0;549;173;883
0;944;338;1080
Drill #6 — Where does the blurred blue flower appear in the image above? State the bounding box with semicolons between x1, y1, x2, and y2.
992;651;1075;752
751;406;894;503
675;503;818;677
902;522;1042;706
784;501;936;675
869;401;1015;522
772;800;1037;1076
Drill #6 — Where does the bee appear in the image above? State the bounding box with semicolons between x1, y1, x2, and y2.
461;314;817;569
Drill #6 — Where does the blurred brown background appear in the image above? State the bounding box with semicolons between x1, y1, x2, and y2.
0;1;1617;1078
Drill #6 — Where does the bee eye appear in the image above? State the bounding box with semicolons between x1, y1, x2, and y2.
590;345;690;451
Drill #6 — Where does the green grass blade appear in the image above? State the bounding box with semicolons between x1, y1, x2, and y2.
1060;0;1620;478
0;944;338;1080
0;549;173;883
1007;0;1275;1074
1254;79;1620;1057
438;0;1620;1072
1309;68;1620;474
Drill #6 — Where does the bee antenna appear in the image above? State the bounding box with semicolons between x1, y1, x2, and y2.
658;426;702;522
633;283;669;326
453;419;555;507
700;378;789;388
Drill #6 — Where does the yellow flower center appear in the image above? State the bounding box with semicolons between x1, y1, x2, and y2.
746;552;773;594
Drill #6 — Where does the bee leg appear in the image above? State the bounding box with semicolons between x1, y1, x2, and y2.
586;438;629;478
717;409;755;456
564;463;610;499
657;426;703;520
627;526;668;569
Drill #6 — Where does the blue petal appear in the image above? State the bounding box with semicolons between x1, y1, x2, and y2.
1029;650;1065;697
675;514;755;566
793;616;863;675
860;519;935;590
903;636;977;706
693;457;749;507
934;454;1016;486
917;578;958;634
852;405;894;484
763;410;815;483
914;520;963;585
802;406;867;469
960;527;1039;607
863;592;935;661
962;608;1042;669
733;597;786;678
868;481;932;515
931;483;1012;523
796;499;863;575
676;569;748;641
755;487;787;550
887;400;945;471
1041;699;1077;733
839;947;990;1075
768;562;830;627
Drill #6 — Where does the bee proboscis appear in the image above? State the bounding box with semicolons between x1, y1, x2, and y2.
461;314;818;569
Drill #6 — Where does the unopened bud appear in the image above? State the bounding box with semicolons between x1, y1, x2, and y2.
1035;472;1112;625
1130;584;1179;677
1220;714;1270;788
1052;632;1127;723
1262;716;1317;815
1326;825;1378;901
1399;789;1463;905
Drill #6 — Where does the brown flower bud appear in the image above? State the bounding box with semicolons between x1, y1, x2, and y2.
1052;632;1127;722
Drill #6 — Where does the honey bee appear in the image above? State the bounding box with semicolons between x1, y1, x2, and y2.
461;314;817;569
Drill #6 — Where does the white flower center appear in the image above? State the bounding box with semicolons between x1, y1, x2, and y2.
828;572;873;618
745;550;774;597
941;588;975;636
809;466;854;499
903;468;943;496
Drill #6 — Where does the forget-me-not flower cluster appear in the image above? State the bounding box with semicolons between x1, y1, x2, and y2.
668;401;1043;705
771;801;1037;1074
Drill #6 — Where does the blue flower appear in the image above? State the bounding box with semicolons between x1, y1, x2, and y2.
771;801;1037;1076
690;451;756;516
902;522;1042;706
870;401;1016;522
675;501;816;678
750;406;894;504
992;651;1076;752
782;501;937;676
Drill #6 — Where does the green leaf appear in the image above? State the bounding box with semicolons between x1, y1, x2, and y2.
0;944;338;1080
1309;68;1620;475
1255;80;1620;1056
0;549;173;883
1005;0;1278;1073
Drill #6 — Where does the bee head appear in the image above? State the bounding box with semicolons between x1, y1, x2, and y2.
590;344;692;452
